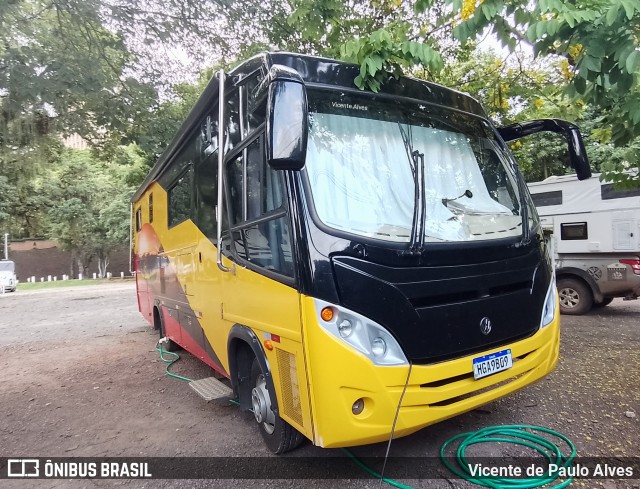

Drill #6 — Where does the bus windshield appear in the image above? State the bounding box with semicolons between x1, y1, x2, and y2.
305;90;534;243
0;261;15;272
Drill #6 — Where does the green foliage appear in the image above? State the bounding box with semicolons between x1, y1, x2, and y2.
0;0;158;149
45;149;135;276
437;0;640;151
341;32;444;91
129;77;208;165
0;136;64;237
431;48;640;185
282;0;452;90
285;0;640;185
598;141;640;187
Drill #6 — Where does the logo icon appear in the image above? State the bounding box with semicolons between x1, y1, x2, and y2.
479;317;492;335
7;459;39;477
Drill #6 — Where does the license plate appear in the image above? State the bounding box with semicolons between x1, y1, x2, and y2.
473;349;513;380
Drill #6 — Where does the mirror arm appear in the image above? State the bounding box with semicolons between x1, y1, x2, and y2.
216;70;235;274
498;119;591;180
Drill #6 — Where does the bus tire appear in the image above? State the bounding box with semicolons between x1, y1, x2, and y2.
557;278;593;315
250;357;304;454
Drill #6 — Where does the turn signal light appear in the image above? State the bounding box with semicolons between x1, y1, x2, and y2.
320;307;334;322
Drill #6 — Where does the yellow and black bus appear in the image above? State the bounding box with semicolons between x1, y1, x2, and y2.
132;52;591;453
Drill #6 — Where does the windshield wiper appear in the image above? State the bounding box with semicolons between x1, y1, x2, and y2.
398;123;426;255
411;150;427;252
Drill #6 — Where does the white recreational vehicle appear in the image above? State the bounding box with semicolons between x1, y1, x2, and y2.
528;174;640;314
0;260;17;292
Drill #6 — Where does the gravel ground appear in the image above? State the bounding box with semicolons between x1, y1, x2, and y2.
0;282;638;489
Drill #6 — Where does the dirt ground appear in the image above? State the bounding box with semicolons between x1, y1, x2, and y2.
0;282;638;489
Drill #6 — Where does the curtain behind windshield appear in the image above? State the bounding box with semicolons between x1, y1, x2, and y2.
306;113;517;242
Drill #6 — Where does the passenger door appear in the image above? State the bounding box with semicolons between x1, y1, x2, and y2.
220;134;312;438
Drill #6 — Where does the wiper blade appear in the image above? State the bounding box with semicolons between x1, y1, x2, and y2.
410;150;426;252
398;123;427;255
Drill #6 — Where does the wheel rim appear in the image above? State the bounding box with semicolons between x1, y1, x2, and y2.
559;287;580;308
251;373;275;434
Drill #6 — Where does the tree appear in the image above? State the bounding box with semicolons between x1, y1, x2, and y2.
446;0;640;146
288;0;640;186
0;136;65;238
448;0;640;186
45;148;136;278
0;0;158;148
280;0;451;91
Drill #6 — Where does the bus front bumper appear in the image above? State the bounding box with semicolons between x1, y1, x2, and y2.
302;297;560;448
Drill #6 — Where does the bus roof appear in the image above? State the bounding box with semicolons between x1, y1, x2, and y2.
132;52;486;203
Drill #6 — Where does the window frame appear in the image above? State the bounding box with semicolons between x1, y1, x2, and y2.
222;131;295;283
148;193;154;223
167;166;194;229
600;184;640;200
135;207;142;232
531;190;563;207
560;221;588;240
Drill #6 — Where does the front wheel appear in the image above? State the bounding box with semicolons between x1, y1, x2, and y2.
250;358;304;454
557;278;593;315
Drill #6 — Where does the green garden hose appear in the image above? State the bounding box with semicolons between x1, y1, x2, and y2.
343;424;576;489
155;342;193;382
341;448;415;489
153;346;575;488
440;425;576;488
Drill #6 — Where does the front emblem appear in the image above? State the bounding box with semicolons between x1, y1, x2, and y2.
480;317;492;335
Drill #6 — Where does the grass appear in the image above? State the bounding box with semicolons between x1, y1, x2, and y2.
17;277;134;291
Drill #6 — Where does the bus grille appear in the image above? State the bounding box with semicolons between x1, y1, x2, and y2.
276;348;303;427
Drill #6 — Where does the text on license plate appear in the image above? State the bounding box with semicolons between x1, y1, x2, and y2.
472;349;513;380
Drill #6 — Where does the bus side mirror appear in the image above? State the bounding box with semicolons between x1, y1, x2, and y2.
266;66;308;171
498;119;591;180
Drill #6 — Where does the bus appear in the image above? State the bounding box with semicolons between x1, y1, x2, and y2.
132;52;591;453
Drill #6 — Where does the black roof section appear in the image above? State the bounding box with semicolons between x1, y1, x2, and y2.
132;52;486;202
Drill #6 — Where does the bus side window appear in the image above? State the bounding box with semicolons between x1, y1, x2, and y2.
168;168;193;227
149;193;153;223
196;111;220;238
135;207;142;232
227;150;245;226
225;137;294;278
243;72;265;135
227;89;241;151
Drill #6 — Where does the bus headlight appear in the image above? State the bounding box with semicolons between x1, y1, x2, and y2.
314;299;408;366
371;337;387;357
338;319;353;338
540;277;557;328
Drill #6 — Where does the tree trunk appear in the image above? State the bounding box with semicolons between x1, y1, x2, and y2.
98;255;109;278
69;249;76;278
77;257;84;279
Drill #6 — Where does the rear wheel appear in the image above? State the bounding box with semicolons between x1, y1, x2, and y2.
250;358;304;454
557;278;593;315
